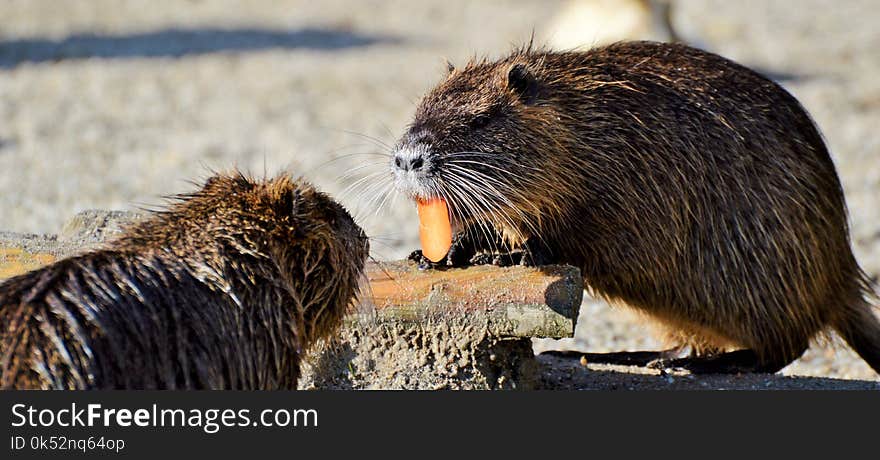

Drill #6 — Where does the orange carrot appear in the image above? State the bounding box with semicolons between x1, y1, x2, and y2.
417;198;452;262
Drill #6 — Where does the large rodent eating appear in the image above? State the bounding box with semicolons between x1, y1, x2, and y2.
0;172;368;389
390;41;880;374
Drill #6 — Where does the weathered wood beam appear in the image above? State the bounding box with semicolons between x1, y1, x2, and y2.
362;260;581;338
0;232;61;279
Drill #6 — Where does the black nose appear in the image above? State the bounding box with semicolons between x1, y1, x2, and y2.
394;153;425;171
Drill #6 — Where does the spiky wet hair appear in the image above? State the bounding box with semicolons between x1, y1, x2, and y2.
0;171;368;389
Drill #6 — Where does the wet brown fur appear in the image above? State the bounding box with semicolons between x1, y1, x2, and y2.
0;172;368;389
397;41;880;373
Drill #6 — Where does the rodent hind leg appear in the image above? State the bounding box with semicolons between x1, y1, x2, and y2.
647;346;808;374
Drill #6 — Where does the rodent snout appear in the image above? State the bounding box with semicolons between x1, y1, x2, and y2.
393;150;426;172
391;144;435;198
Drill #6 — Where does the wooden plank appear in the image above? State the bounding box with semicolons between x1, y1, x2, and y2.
0;246;56;279
362;260;581;338
0;232;67;279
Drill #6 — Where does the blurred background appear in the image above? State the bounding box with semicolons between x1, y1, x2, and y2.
2;0;879;379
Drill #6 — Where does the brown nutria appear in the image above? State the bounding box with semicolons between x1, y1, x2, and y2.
389;41;880;374
0;172;368;389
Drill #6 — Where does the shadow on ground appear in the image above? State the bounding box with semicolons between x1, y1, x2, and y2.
0;27;400;68
538;355;880;390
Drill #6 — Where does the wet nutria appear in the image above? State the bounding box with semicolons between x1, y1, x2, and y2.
0;172;368;389
390;41;880;374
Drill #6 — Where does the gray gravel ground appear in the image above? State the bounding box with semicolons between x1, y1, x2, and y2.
1;0;879;386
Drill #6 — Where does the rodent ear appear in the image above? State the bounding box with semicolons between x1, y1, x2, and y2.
507;63;538;104
201;174;230;194
444;59;455;75
204;175;222;188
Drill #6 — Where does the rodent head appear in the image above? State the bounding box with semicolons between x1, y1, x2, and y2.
121;172;369;343
391;51;577;242
245;175;369;343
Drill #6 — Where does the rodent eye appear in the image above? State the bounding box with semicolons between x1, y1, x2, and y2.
470;114;491;129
